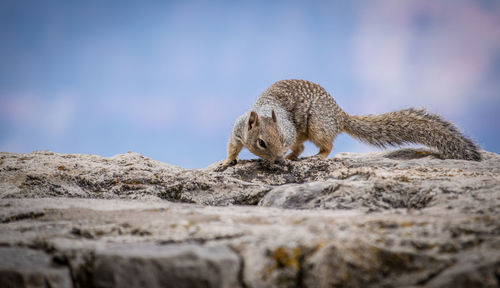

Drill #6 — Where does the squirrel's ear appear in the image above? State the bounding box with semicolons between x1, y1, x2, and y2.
248;111;259;130
271;110;277;123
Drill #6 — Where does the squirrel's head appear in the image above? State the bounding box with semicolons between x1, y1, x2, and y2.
245;110;287;163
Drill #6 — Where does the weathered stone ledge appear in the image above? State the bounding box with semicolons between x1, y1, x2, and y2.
1;149;499;287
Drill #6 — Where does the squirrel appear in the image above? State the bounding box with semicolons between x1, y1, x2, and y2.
218;79;481;169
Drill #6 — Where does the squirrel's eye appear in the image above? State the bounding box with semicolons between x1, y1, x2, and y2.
258;139;267;149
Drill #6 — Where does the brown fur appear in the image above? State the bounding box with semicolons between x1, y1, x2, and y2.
219;80;481;169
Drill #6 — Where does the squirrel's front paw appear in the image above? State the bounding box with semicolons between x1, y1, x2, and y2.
213;159;237;172
213;165;227;172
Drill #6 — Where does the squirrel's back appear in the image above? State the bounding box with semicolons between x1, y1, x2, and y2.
254;79;347;139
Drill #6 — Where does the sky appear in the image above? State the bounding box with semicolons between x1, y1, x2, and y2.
1;0;499;168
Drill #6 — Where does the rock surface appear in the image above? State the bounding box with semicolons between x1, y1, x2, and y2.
1;148;500;287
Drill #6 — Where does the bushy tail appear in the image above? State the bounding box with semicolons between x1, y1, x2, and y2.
343;108;481;161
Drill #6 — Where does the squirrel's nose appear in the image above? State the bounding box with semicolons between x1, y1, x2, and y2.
274;155;285;164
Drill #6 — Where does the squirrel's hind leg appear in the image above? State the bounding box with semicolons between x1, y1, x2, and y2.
309;128;335;159
307;105;340;159
314;141;333;159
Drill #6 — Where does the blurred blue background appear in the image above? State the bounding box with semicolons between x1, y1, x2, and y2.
1;0;499;168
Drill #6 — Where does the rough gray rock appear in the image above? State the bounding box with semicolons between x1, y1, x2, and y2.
0;247;72;288
92;243;240;288
1;148;500;287
0;151;269;205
